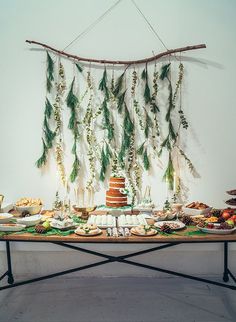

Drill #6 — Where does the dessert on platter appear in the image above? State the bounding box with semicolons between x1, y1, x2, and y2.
106;177;128;208
75;224;102;236
106;227;131;237
155;220;185;231
15;197;43;215
197;222;236;235
131;225;157;236
183;201;211;216
118;214;147;227
87;214;116;228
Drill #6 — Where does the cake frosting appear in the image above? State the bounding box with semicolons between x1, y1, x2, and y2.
106;177;128;208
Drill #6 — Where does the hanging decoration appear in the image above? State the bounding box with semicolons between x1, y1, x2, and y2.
27;0;206;206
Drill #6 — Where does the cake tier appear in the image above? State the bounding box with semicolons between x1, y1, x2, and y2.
106;195;127;202
109;177;125;189
110;177;125;183
106;189;126;197
109;182;125;189
106;202;128;208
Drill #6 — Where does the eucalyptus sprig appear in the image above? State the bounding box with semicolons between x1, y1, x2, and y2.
43;115;56;148
141;66;151;104
102;98;114;142
177;147;197;176
134;99;144;130
113;71;125;97
70;154;80;183
46;52;54;93
137;141;150;171
66;78;80;182
99;68;109;99
55;142;66;186
118;104;134;167
36;139;48;168
99;143;112;181
131;70;138;96
163;153;174;190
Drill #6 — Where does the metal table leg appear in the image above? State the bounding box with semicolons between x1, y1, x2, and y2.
223;241;229;282
6;241;14;284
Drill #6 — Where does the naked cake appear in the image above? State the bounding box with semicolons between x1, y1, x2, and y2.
106;177;128;208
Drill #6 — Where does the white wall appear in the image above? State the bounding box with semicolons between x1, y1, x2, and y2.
0;0;236;277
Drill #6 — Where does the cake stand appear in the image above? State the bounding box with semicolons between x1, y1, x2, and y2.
73;206;97;220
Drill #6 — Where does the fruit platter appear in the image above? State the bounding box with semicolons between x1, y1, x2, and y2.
197;222;236;235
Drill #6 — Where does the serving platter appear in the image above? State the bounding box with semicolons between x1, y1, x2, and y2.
16;214;42;227
0;223;26;232
130;227;157;236
74;227;102;236
197;225;236;235
0;213;14;224
154;221;185;230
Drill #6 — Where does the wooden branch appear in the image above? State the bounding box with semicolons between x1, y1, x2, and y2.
26;40;206;66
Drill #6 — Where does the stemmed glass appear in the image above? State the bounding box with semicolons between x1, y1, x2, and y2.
172;203;183;221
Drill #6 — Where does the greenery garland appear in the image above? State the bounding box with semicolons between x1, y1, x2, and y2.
36;56;198;204
54;61;66;186
66;77;80;182
118;103;134;168
99;142;112;181
84;71;98;189
46;52;54;93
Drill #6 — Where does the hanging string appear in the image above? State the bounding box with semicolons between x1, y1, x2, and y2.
131;0;169;51
63;0;122;51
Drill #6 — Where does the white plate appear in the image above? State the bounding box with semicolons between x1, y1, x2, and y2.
183;207;212;216
197;225;236;235
74;228;102;236
0;224;26;232
17;214;42;227
131;227;157;236
50;223;76;231
154;221;185;230
0;213;14;224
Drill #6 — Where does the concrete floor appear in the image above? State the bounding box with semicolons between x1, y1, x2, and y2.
0;277;235;322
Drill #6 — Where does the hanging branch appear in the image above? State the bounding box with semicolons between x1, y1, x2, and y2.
26;40;206;65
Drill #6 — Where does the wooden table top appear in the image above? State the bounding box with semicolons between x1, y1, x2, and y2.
1;211;236;243
1;229;236;243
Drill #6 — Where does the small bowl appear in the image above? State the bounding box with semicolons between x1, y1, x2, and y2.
15;204;43;215
17;214;42;227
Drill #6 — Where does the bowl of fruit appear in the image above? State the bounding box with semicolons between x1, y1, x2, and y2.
198;208;236;234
